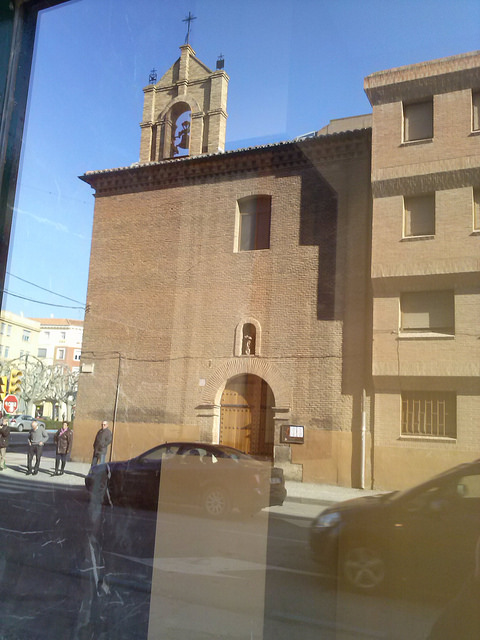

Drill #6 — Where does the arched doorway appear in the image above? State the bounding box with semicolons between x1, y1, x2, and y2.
220;374;274;459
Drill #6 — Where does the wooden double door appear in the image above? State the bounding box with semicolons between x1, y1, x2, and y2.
220;374;274;458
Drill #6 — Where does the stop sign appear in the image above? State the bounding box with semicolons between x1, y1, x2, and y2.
3;394;18;414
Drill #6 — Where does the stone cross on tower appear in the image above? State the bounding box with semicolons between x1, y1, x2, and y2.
139;43;229;162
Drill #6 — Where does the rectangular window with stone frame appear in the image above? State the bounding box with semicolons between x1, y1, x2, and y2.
472;90;480;131
400;290;455;336
474;188;480;231
403;99;433;142
403;193;435;237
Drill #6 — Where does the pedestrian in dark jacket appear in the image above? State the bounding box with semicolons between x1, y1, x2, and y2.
0;417;10;470
27;420;49;475
53;421;73;476
91;420;112;468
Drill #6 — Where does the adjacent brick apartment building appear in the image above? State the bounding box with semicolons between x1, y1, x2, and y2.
74;47;480;489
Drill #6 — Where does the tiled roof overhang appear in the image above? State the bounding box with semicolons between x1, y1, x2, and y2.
79;129;371;197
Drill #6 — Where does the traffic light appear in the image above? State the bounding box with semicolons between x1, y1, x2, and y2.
9;370;23;395
0;376;7;400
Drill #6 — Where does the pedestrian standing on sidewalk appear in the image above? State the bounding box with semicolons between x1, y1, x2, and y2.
91;420;112;469
26;420;49;475
0;417;10;471
53;421;73;476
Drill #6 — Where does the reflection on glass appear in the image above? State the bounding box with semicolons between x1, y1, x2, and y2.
1;1;479;639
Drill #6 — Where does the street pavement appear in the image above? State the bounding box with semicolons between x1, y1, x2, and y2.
0;448;438;640
3;447;385;518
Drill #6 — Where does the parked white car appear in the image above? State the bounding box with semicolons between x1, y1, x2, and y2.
8;415;46;432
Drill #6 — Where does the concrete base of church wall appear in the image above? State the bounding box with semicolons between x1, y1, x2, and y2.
290;429;369;487
71;419;201;463
373;447;480;491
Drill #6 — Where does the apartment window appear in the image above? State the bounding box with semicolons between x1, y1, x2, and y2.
22;330;31;342
402;392;456;438
400;290;454;335
404;194;435;237
74;350;81;361
4;347;9;358
37;348;47;358
0;323;4;335
57;348;65;360
403;100;433;142
6;325;11;337
473;91;480;131
60;331;66;341
237;195;271;251
474;189;480;231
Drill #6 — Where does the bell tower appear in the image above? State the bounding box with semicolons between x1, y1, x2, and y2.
140;45;229;163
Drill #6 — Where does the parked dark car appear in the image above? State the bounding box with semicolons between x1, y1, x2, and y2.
85;441;287;517
310;460;480;596
8;415;45;432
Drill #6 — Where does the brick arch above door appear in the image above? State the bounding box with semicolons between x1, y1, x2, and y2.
202;358;291;409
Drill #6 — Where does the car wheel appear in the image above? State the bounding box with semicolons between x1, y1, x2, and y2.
341;542;386;593
17;424;23;432
203;486;231;518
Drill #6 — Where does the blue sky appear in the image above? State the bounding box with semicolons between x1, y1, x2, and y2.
5;0;480;321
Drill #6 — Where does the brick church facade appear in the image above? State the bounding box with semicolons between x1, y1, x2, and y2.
73;46;480;489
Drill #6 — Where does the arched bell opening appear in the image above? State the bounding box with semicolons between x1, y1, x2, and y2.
170;103;191;157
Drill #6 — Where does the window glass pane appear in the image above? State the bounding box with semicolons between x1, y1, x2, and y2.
474;189;480;230
401;290;454;333
404;100;433;141
404;194;435;236
240;213;256;250
473;91;480;131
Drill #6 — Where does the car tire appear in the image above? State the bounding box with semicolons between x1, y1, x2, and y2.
341;541;387;593
203;485;231;518
17;424;23;432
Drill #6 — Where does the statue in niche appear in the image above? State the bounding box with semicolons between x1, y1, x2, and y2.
242;333;255;356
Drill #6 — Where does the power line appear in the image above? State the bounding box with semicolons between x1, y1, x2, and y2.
2;290;85;310
6;271;85;305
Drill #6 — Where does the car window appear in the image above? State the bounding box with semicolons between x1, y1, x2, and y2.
180;446;210;462
456;474;480;499
142;445;181;462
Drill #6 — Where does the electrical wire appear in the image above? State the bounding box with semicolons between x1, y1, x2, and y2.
6;271;85;304
2;290;85;310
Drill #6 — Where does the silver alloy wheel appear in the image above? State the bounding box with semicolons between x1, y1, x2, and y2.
343;545;386;591
17;423;23;432
204;486;230;517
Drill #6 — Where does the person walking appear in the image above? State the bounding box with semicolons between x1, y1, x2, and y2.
0;417;10;471
26;420;49;475
91;420;112;468
53;421;73;476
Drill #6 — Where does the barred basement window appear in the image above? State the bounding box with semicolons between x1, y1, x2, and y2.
403;100;433;142
402;392;456;438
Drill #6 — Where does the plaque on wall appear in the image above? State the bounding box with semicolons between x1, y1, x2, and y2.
281;425;304;444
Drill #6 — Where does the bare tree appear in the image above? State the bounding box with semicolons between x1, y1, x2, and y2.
0;355;78;415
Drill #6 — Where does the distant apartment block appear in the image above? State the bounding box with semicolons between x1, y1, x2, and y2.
33;318;83;371
0;310;40;362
